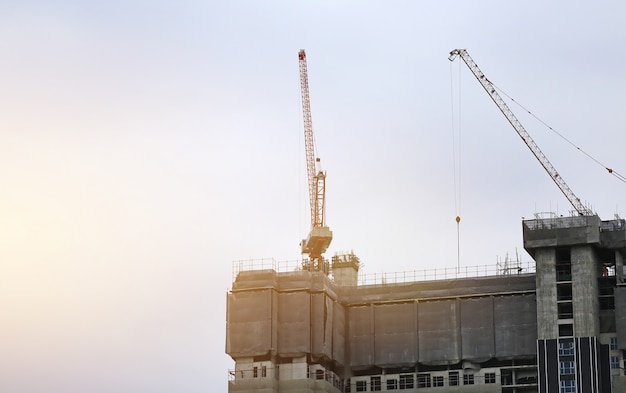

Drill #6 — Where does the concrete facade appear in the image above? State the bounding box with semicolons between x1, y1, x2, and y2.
523;215;625;393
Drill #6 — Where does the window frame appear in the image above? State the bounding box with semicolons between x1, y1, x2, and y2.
611;355;620;369
370;376;381;391
560;360;575;375
449;371;459;386
560;379;576;393
463;373;474;385
416;373;431;388
559;340;574;356
399;374;414;389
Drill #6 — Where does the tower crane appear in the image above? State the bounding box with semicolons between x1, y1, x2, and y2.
448;49;594;216
298;49;333;272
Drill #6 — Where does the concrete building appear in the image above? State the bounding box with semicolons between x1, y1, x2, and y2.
226;215;626;392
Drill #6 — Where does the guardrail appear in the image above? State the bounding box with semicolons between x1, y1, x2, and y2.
232;258;536;286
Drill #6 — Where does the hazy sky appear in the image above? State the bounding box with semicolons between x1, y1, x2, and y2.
1;1;625;392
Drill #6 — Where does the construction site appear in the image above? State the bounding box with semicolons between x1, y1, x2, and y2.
225;50;626;393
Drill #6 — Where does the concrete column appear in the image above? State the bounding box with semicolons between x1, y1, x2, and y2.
535;248;558;339
616;250;624;284
571;245;600;337
332;267;358;287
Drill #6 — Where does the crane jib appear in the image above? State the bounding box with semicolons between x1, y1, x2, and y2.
298;49;333;263
448;49;593;216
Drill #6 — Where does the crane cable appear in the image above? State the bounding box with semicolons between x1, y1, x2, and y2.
450;61;462;272
493;84;626;184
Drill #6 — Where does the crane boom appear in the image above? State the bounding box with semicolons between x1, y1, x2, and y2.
298;49;332;266
448;49;594;216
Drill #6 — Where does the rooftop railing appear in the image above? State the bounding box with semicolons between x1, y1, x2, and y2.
232;258;536;286
355;260;536;287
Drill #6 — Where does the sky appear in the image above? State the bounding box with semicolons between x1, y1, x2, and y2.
1;1;625;392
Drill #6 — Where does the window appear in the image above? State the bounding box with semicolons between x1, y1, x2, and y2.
345;379;351;393
433;375;444;387
560;379;576;393
485;372;496;384
560;361;575;375
387;378;397;390
611;356;620;369
558;302;573;319
370;376;381;391
611;336;618;350
261;365;267;377
501;369;512;385
356;380;367;392
449;371;459;386
559;324;574;337
556;263;572;281
417;374;430;388
315;369;324;380
559;340;574;355
253;366;258;378
463;374;474;385
557;285;572;301
399;374;414;389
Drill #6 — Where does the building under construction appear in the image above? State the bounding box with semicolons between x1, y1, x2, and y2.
226;49;626;392
226;215;626;392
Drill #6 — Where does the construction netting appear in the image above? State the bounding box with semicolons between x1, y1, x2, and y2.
227;270;537;367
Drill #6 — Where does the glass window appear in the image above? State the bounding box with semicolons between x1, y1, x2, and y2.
399;374;414;389
463;374;474;385
611;356;620;369
370;376;381;391
559;324;574;337
559;340;574;355
356;380;367;392
387;378;397;390
261;365;267;378
610;336;618;350
560;379;576;393
253;366;258;378
449;371;459;386
485;372;496;384
417;374;430;388
560;361;575;375
433;375;444;387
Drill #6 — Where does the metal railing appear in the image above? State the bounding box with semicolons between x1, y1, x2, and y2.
523;215;594;230
231;258;303;282
232;258;536;287
355;260;536;287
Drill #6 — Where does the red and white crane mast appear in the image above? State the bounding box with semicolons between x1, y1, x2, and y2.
448;49;594;216
298;49;333;270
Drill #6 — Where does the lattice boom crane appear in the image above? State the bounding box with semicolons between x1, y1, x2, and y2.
298;49;332;267
448;49;594;216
